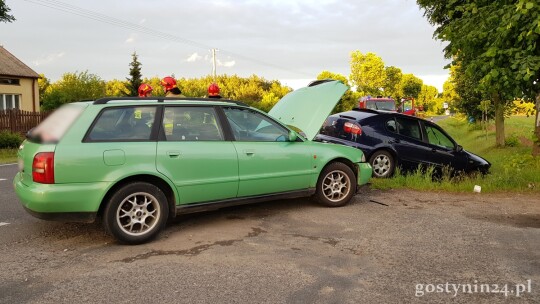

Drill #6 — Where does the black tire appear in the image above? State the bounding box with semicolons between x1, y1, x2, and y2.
369;150;395;178
314;162;357;207
103;182;169;245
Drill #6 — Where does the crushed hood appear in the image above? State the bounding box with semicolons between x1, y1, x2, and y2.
268;80;348;140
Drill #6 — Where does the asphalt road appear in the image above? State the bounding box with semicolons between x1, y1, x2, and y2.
1;163;539;303
426;115;449;123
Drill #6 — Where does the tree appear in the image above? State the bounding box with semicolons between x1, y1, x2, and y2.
400;74;423;99
417;84;439;112
0;0;15;23
349;51;386;96
417;0;540;148
173;74;291;111
106;79;130;97
37;74;50;101
317;70;359;113
41;71;106;111
127;52;142;96
382;66;403;99
142;77;166;97
440;76;460;115
449;62;487;120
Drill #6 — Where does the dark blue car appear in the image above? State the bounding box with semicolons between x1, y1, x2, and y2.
316;109;490;178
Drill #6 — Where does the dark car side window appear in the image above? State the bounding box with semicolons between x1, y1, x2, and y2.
425;124;455;149
395;117;422;141
163;107;223;141
320;116;341;137
386;119;397;133
86;106;156;141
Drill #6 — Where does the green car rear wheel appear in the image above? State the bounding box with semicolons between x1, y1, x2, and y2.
103;182;169;244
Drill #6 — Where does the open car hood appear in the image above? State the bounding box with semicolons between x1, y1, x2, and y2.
268;80;348;140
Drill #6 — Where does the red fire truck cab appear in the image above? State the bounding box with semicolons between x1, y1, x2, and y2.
358;96;419;116
358;96;397;112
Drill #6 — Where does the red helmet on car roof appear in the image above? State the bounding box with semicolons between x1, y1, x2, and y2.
160;76;177;92
208;82;221;98
138;83;153;97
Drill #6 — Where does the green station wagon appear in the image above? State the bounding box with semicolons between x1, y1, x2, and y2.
14;80;372;244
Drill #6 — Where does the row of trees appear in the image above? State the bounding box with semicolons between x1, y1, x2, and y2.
38;71;292;112
38;50;443;115
417;0;539;154
319;51;443;115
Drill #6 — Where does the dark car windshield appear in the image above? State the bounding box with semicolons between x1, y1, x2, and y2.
366;101;396;111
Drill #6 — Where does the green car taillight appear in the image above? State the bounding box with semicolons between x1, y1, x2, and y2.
32;152;55;184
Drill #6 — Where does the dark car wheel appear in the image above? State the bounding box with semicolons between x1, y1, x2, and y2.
315;162;356;207
103;182;169;245
370;150;395;178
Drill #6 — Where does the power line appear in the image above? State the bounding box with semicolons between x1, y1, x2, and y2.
22;0;312;78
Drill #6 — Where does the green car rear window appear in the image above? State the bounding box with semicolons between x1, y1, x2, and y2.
29;104;86;143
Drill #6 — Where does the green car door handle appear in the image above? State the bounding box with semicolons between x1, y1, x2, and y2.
244;149;255;156
167;151;181;158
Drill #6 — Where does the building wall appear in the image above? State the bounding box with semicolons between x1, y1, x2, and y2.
0;77;39;112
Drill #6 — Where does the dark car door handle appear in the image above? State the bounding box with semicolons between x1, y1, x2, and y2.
390;139;401;144
167;151;181;158
431;148;437;153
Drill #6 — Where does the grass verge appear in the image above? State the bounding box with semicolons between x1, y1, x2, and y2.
0;149;18;164
371;115;540;193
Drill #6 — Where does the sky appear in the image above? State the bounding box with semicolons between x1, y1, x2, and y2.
1;0;450;91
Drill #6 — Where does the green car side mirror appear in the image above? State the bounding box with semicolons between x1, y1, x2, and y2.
288;131;298;142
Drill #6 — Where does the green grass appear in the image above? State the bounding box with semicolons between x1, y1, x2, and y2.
0;149;18;164
371;115;540;193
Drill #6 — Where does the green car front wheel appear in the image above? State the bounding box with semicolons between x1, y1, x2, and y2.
315;162;356;207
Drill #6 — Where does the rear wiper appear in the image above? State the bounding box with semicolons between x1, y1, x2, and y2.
25;128;42;143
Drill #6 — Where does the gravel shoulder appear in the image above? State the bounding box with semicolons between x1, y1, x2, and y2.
1;189;538;304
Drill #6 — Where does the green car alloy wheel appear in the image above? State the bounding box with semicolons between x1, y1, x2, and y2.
103;182;169;244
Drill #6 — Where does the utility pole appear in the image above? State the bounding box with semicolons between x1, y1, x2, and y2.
211;48;219;80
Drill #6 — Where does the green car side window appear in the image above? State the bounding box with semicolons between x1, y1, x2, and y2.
87;106;156;141
224;107;289;142
163;107;224;141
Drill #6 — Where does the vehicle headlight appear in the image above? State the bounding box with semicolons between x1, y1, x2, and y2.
361;153;366;162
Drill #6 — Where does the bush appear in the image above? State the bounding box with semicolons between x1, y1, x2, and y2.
0;131;23;149
467;122;483;131
505;133;520;147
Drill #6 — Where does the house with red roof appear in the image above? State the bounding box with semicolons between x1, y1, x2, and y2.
0;46;40;112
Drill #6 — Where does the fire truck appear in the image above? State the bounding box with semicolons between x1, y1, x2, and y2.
358;96;422;117
357;96;397;112
399;97;416;116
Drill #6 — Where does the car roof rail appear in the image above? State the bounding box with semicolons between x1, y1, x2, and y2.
92;97;249;107
351;107;381;114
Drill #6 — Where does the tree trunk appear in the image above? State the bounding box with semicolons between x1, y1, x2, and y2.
533;92;540;157
493;93;505;147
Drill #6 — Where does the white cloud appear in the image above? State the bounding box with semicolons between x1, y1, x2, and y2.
186;52;203;62
125;33;137;43
139;18;146;24
279;78;313;90
32;52;66;66
218;59;236;68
